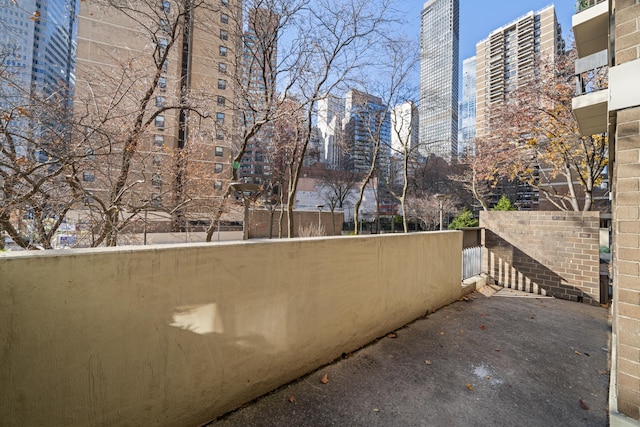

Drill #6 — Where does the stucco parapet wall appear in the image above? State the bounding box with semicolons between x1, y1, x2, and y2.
0;231;464;426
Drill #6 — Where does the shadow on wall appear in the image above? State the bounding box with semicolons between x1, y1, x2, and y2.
486;230;597;305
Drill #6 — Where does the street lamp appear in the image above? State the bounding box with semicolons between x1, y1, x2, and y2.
434;193;446;231
316;204;324;229
230;181;261;240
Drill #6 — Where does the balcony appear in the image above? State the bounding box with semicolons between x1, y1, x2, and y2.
572;0;609;58
572;49;609;136
0;212;608;426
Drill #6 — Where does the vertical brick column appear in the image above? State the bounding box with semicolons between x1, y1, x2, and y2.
612;0;640;420
613;105;640;420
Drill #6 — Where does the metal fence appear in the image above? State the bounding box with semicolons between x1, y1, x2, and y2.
462;246;483;280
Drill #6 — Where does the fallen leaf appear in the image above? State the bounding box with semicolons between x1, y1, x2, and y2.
584;352;590;357
387;332;397;339
288;396;296;404
530;315;536;319
373;408;380;412
575;350;582;356
425;360;432;365
579;399;589;410
320;374;329;384
495;348;500;352
341;352;352;359
485;375;491;380
466;383;474;391
460;329;464;334
439;331;445;336
480;325;486;330
597;369;607;375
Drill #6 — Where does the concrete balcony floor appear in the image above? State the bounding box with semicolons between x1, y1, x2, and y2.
210;288;609;426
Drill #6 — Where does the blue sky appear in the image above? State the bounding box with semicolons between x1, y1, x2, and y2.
397;0;575;61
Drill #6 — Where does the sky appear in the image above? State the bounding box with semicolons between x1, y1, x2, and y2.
397;0;575;64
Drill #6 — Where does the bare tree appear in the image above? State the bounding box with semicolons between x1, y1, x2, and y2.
318;168;361;234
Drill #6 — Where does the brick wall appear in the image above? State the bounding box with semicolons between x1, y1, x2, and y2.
612;0;640;420
480;211;601;304
613;105;640;420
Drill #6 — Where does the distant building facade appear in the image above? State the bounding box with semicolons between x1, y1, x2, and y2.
475;5;564;137
73;0;242;225
343;89;391;179
239;7;279;186
419;0;459;161
474;5;564;210
458;56;476;157
316;94;345;170
390;101;419;155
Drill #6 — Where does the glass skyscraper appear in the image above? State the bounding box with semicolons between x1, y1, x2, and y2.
419;0;459;162
0;0;78;98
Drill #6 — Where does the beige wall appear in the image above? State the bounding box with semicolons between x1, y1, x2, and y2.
0;232;464;426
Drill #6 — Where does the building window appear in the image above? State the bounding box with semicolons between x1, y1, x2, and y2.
217;79;226;90
158;76;167;91
151;193;161;207
160;19;170;34
220;29;228;41
218;62;227;74
160;0;170;12
158;38;168;56
221;13;228;24
155;115;165;130
82;172;95;182
214;163;223;173
152;173;163;188
154;135;164;146
219;45;227;57
155;96;166;107
221;0;228;6
217;95;225;106
216;112;225;124
216;128;224;140
215;146;224;157
214;180;223;190
161;60;168;73
152;155;162;166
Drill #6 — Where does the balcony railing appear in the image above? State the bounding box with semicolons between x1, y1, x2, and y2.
576;0;606;13
575;49;609;96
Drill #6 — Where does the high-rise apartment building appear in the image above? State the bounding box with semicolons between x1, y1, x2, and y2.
475;5;564;137
74;0;242;225
238;7;278;186
458;56;476;157
419;0;459;161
